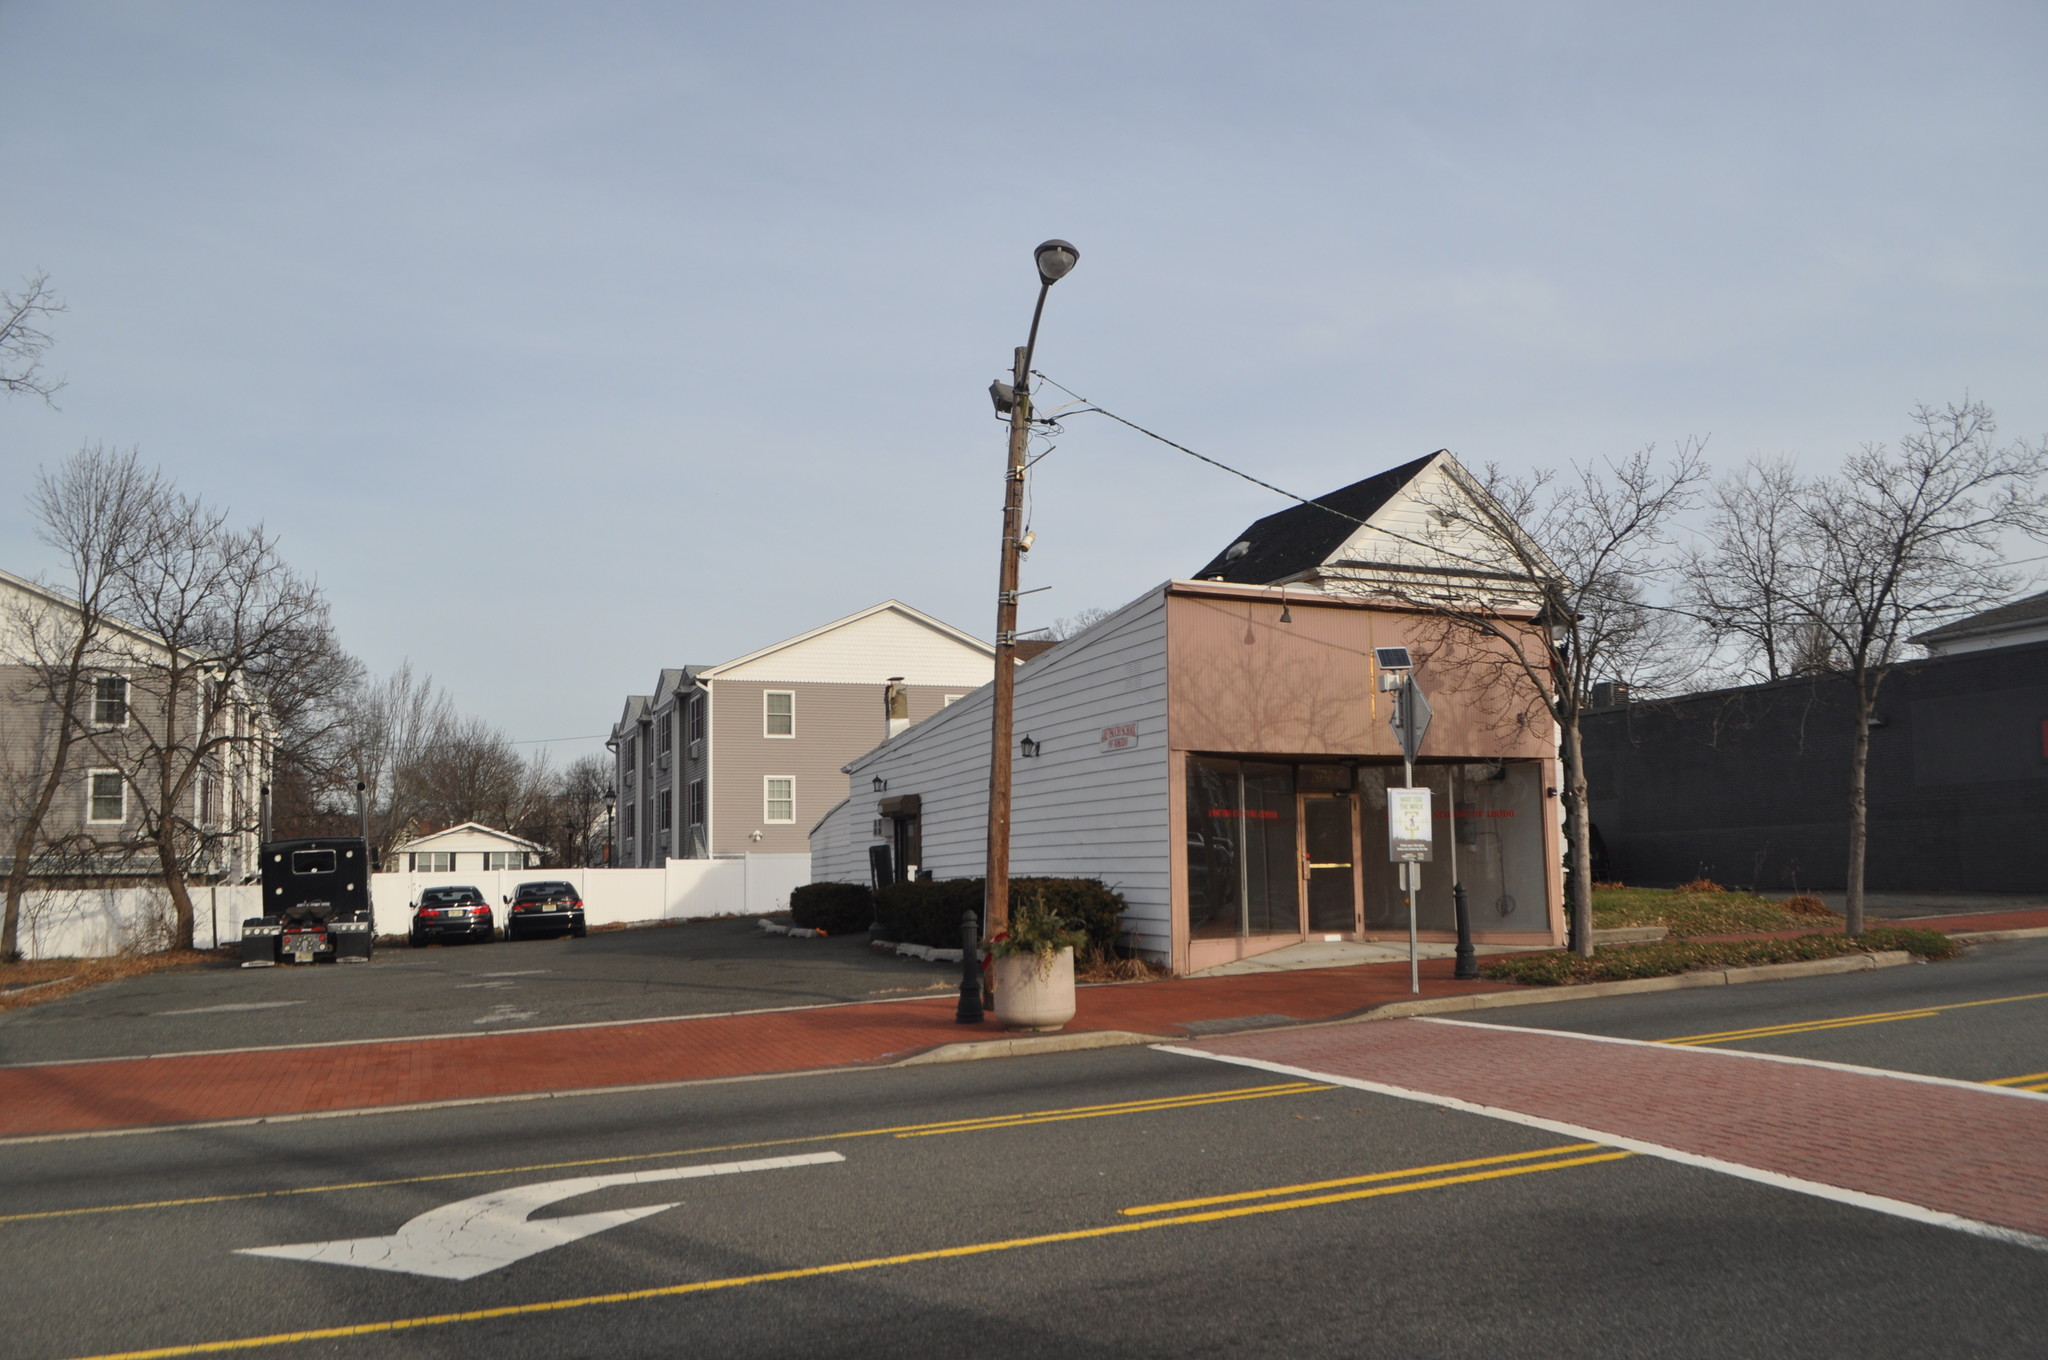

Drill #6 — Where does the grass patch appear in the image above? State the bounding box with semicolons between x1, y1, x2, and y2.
0;949;236;1012
1592;885;1841;938
1482;926;1956;986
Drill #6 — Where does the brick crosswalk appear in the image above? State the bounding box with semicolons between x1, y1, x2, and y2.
1187;1017;2048;1245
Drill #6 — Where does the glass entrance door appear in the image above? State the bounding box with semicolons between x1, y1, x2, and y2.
1300;794;1360;934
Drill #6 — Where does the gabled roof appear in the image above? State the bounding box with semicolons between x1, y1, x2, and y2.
1914;588;2048;645
610;694;650;743
696;599;991;678
1191;453;1440;584
1190;451;1558;591
390;822;546;854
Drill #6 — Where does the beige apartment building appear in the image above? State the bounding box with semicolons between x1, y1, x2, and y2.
608;601;993;865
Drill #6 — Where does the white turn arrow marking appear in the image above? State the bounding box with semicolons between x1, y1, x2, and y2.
237;1151;844;1280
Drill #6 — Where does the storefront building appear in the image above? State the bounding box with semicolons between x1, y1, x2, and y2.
809;453;1566;972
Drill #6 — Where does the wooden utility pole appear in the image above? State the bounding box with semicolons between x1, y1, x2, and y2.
982;241;1077;938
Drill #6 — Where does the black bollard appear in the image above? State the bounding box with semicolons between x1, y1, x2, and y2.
955;908;985;1024
1453;882;1479;980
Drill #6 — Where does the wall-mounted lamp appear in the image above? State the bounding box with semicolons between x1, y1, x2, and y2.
1278;587;1292;625
872;776;888;793
1019;735;1041;759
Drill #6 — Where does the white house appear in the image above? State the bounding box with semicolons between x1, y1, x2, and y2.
388;822;546;874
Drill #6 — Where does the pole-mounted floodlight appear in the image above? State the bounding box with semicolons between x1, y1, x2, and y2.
1034;240;1078;285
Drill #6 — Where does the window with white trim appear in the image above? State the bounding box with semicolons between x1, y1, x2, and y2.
942;693;963;706
411;851;455;873
87;770;125;824
483;851;526;870
764;690;794;737
93;675;129;727
764;777;794;823
687;779;705;830
688;694;704;741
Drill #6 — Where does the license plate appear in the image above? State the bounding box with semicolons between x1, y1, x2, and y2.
544;905;559;912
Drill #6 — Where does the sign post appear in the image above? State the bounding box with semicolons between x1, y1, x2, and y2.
1388;673;1434;993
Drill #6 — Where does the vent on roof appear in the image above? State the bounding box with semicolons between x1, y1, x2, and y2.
1224;540;1252;561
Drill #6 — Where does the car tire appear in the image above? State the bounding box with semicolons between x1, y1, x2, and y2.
571;921;586;938
410;932;424;948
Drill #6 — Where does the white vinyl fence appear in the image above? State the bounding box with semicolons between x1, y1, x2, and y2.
11;855;812;960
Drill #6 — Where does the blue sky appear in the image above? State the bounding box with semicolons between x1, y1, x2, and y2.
4;1;2043;761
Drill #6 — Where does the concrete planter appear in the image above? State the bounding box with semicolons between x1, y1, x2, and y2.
992;946;1076;1032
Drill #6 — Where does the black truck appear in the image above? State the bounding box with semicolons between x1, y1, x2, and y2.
241;836;377;967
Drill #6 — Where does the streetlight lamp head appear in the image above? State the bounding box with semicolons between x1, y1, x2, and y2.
1034;239;1078;286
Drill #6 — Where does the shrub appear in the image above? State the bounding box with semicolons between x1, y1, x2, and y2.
1780;894;1834;918
875;877;986;950
1676;878;1726;893
1481;927;1958;986
872;876;1129;955
788;882;875;935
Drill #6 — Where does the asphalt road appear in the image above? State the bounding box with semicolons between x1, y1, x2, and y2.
1467;935;2048;1083
6;947;2048;1360
0;918;958;1064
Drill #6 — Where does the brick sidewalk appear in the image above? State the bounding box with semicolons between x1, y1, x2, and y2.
0;956;1508;1137
1195;1018;2048;1241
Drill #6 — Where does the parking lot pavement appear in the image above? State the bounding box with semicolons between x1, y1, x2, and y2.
7;1044;2047;1360
0;918;959;1065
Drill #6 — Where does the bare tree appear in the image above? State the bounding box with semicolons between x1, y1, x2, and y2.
1;271;66;405
550;753;614;867
1031;607;1112;641
1351;445;1707;956
86;497;329;949
2;447;170;959
1780;400;2046;934
1680;459;1808;684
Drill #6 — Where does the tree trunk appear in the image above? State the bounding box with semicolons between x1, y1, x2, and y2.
1561;706;1595;958
1845;677;1872;939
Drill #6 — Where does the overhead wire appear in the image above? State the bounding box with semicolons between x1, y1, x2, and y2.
1028;372;2042;633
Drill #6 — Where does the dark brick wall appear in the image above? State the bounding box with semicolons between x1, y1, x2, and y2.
1582;642;2048;892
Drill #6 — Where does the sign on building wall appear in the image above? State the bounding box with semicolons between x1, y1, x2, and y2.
1388;786;1434;861
1099;722;1138;752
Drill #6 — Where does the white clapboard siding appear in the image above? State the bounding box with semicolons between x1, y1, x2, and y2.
825;586;1173;958
1318;454;1554;601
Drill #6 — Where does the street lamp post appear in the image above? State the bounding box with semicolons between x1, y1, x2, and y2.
603;791;617;867
982;239;1078;944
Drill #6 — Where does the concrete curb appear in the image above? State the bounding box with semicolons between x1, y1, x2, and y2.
1949;927;2048;944
895;1030;1170;1066
1359;951;1915;1020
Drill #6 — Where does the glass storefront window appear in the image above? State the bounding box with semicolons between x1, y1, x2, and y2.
1359;761;1548;933
1186;757;1301;938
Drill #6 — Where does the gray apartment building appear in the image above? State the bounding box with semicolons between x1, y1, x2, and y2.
0;567;271;884
607;601;993;865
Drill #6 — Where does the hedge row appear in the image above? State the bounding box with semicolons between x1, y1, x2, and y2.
788;881;876;935
1481;926;1958;987
791;877;1129;956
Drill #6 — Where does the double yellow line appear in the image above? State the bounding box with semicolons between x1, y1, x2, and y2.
1658;988;2048;1047
0;1081;1328;1226
1985;1070;2048;1093
59;1142;1622;1360
892;1081;1327;1138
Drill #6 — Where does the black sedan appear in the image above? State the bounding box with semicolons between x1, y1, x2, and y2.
505;881;586;940
409;885;496;946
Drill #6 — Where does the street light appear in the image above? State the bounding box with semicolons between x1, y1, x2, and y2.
982;238;1078;949
603;791;617;867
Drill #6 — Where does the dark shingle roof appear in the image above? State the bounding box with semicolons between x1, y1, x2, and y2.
1190;452;1439;585
1914;587;2048;643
